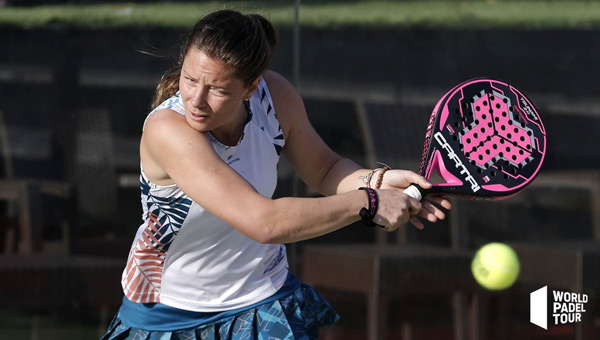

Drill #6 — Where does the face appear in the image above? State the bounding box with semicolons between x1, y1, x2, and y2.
179;48;258;142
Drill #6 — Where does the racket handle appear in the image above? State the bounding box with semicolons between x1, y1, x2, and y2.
403;184;424;201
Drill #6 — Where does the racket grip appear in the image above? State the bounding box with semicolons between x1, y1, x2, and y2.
403;185;424;201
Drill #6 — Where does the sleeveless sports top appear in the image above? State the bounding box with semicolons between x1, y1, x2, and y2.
121;78;289;312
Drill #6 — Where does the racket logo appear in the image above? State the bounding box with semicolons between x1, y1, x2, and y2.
417;78;545;199
434;131;481;193
519;96;538;122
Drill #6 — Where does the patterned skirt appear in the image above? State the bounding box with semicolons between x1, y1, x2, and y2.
100;283;339;340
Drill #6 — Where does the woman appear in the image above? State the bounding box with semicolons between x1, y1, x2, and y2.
101;9;451;340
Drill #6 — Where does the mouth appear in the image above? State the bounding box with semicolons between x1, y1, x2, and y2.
189;111;208;122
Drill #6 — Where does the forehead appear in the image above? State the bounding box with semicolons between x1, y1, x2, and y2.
182;48;240;85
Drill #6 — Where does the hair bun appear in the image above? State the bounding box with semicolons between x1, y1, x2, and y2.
249;14;278;60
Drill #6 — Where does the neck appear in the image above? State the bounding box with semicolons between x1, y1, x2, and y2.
211;101;249;146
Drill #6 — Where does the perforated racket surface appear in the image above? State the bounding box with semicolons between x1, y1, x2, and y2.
404;78;546;200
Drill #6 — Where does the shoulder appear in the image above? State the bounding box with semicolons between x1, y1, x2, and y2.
142;109;211;159
144;108;186;137
141;109;213;184
261;71;307;138
262;71;300;105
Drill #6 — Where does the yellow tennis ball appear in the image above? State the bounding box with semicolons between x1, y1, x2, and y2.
471;243;520;290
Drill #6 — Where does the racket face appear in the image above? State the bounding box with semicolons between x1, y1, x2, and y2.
419;78;546;199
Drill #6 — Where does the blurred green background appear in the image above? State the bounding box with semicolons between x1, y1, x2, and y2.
1;1;600;28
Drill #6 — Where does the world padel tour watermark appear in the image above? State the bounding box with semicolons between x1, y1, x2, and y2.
530;286;589;329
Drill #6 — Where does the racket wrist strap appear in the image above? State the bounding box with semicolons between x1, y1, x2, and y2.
358;187;380;227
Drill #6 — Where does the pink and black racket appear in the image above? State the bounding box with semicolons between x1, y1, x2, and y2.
404;78;546;200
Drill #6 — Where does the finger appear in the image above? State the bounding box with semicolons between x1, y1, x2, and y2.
418;208;440;223
409;216;424;230
438;198;452;210
421;201;446;221
373;215;397;232
427;196;453;210
407;196;422;215
416;202;440;222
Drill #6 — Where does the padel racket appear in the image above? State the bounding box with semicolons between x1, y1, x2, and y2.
404;78;546;200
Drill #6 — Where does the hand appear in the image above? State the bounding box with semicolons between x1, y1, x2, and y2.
374;188;422;231
376;169;452;230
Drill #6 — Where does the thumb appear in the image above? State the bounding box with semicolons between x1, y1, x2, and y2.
404;171;432;189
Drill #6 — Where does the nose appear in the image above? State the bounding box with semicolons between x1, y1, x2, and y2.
190;87;208;108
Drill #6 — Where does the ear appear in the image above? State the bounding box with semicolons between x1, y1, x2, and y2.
243;77;261;100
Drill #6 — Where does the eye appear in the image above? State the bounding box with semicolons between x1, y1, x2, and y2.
184;76;196;85
209;87;229;97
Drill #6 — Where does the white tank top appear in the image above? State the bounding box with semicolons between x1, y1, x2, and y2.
121;78;289;312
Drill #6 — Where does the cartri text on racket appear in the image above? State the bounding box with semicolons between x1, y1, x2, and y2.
434;131;481;193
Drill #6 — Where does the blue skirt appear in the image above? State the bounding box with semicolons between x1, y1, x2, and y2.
100;283;339;340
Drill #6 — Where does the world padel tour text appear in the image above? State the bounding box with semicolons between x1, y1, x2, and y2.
434;131;481;193
552;290;588;325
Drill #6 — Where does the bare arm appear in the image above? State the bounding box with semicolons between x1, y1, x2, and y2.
140;106;372;244
266;70;451;229
140;71;448;245
265;71;366;195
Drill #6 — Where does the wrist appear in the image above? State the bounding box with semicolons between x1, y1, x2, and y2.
359;169;378;188
359;164;392;189
375;165;391;189
358;187;382;228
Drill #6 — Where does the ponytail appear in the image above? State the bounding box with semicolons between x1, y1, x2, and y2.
151;66;181;109
249;14;278;66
